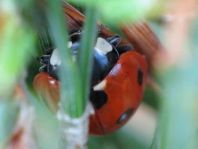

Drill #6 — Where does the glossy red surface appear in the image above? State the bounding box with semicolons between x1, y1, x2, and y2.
33;72;60;112
89;51;147;135
33;51;147;135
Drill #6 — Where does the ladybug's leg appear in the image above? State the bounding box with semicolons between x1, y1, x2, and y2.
106;35;121;47
39;54;51;72
106;33;134;55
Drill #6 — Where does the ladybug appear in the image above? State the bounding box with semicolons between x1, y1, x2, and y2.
33;30;147;135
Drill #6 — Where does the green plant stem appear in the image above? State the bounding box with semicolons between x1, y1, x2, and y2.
46;0;83;117
79;6;98;111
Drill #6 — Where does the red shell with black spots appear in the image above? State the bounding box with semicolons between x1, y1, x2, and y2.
89;51;147;134
33;50;147;135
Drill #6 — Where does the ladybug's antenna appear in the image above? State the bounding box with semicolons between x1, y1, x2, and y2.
106;35;121;58
106;35;121;47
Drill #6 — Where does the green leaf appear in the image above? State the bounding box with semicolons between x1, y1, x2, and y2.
46;0;83;117
79;6;98;111
68;0;164;24
0;8;35;96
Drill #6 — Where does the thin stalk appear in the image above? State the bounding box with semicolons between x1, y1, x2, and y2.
79;6;98;111
46;1;97;148
46;0;83;117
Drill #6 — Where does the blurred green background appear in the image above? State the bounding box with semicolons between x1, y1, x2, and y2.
1;0;198;149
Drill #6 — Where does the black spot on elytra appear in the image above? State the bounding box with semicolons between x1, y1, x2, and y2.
116;108;134;124
90;90;108;109
137;68;144;85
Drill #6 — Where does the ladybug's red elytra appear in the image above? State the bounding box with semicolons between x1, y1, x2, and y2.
33;30;148;135
89;51;147;134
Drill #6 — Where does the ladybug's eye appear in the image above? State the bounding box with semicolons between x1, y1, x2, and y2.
137;68;144;86
116;108;134;124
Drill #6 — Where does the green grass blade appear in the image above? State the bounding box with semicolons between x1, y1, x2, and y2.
79;6;98;110
46;0;83;117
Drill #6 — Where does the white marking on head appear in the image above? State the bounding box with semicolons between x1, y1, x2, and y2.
50;49;61;66
95;37;113;55
93;80;107;91
50;41;75;65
